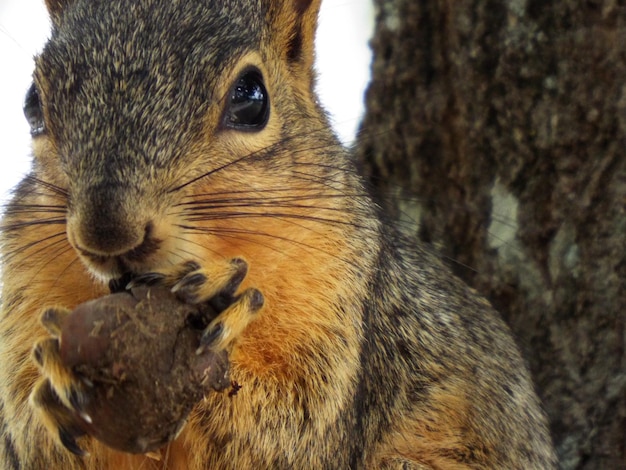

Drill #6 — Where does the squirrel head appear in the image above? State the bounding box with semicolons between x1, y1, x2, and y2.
25;0;357;280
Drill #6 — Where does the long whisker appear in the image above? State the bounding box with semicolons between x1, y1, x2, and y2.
1;218;67;231
49;253;84;291
177;196;365;214
19;175;69;199
178;188;375;205
177;225;359;269
176;190;370;206
166;124;350;193
21;241;78;288
168;235;226;260
178;210;371;232
2;204;66;214
2;232;67;264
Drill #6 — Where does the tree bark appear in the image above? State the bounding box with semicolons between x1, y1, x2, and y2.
356;1;626;468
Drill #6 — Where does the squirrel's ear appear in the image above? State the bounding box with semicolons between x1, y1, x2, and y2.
265;0;322;74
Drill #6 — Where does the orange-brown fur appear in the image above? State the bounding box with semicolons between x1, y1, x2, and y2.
0;0;557;468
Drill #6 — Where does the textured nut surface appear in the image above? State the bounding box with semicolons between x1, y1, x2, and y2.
58;286;229;453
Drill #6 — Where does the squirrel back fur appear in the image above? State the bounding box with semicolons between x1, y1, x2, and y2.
0;0;557;468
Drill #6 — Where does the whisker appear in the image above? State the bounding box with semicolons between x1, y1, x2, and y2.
22;241;78;288
168;234;230;260
2;232;67;264
167;151;260;194
177;225;360;269
177;197;364;214
49;254;85;291
2;204;66;215
177;190;369;206
162;248;188;266
0;218;67;231
179;225;327;267
166;124;345;193
178;210;372;232
20;175;69;199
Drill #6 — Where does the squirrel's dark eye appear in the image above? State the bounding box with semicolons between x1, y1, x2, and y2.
24;82;46;137
224;70;269;130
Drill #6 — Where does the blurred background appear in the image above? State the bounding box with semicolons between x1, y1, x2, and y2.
0;0;374;204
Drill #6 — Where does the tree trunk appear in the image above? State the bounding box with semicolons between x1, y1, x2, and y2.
356;1;626;468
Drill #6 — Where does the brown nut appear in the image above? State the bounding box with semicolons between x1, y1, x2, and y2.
58;285;229;454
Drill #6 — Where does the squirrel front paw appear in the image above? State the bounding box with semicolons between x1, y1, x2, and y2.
30;258;263;456
31;316;92;456
127;257;265;352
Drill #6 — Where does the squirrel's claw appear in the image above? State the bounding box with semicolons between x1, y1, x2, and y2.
31;313;92;456
170;258;248;306
30;378;88;457
197;287;264;354
121;257;250;310
31;337;90;413
40;307;72;338
125;272;166;290
126;257;263;353
59;426;87;457
32;258;263;456
119;258;263;353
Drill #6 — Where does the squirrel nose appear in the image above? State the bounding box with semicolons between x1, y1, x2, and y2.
67;187;160;261
72;220;158;260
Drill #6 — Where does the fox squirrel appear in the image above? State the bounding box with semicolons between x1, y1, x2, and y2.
0;0;557;468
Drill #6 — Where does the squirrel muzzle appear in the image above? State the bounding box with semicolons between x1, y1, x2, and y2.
66;184;164;278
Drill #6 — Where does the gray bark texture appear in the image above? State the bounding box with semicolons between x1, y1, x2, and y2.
355;1;626;468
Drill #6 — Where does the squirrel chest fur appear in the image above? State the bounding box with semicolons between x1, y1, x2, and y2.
0;0;557;468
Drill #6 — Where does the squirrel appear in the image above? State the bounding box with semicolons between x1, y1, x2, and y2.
0;0;558;468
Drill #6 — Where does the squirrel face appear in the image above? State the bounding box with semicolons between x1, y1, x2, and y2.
26;0;348;280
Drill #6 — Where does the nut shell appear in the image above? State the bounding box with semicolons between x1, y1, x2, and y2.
58;286;229;454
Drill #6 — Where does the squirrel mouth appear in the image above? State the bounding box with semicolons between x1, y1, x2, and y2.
74;224;164;280
77;236;162;281
77;252;133;281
